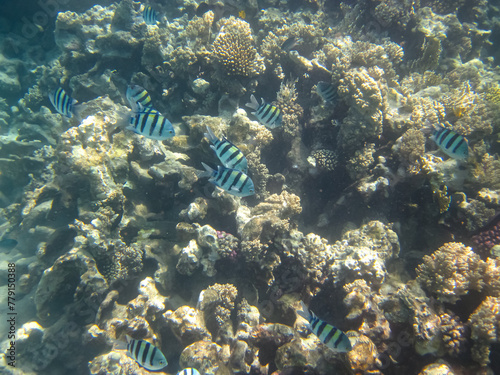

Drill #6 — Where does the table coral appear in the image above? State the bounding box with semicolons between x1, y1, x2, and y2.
416;242;484;303
211;16;265;77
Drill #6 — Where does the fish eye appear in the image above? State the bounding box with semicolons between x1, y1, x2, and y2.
159;360;166;365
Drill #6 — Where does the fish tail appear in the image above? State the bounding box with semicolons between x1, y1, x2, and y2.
296;301;311;321
111;335;128;350
204;125;218;143
245;94;259;110
72;102;87;121
198;162;215;179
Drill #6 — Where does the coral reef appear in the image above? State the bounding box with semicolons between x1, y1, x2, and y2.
2;0;500;374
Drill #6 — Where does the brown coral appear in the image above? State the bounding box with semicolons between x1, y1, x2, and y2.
212;17;264;77
416;242;484;303
468;296;500;365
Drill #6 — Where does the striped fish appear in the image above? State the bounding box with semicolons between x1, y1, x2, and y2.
316;81;337;103
205;126;248;173
128;105;175;140
126;336;167;371
126;85;152;111
245;94;282;129
177;369;201;375
431;126;469;160
201;162;255;197
49;87;77;118
142;6;158;25
297;301;352;353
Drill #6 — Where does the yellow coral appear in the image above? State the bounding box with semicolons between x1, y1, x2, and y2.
212;17;264;77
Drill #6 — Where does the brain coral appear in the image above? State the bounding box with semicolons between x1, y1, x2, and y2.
212;17;265;77
416;242;484;303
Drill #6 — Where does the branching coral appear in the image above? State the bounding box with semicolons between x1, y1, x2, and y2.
212;17;265;77
276;79;303;137
468;296;500;365
416;242;484;303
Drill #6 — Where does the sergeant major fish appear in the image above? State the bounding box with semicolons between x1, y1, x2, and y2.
204;125;248;173
126;85;152;111
177;369;201;375
142;5;159;25
200;162;255;197
316;81;337;103
124;335;167;371
245;94;282;129
430;125;469;160
297;301;352;353
49;87;85;119
128;104;175;140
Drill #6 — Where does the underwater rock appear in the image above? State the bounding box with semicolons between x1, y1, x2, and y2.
198;283;238;343
164;305;211;345
179;340;224;374
176;239;203;276
417;360;455;375
346;332;382;375
35;248;108;324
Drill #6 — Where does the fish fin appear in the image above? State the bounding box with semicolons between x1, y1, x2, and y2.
209;145;216;152
422;120;437;135
204;125;218;143
245;94;259;110
296;301;311;321
111;336;128;350
71;102;87;121
197;162;215;179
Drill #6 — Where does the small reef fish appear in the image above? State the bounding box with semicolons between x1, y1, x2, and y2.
125;336;167;371
281;36;302;51
126;84;152;111
245;94;282;129
49;87;82;118
177;369;201;375
431;126;469;160
297;301;352;353
316;81;337;103
142;5;159;25
200;162;255;197
204;126;248;173
128;104;175;140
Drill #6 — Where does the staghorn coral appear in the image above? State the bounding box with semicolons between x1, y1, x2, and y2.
468;296;500;365
212;17;265;77
416;242;484;303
